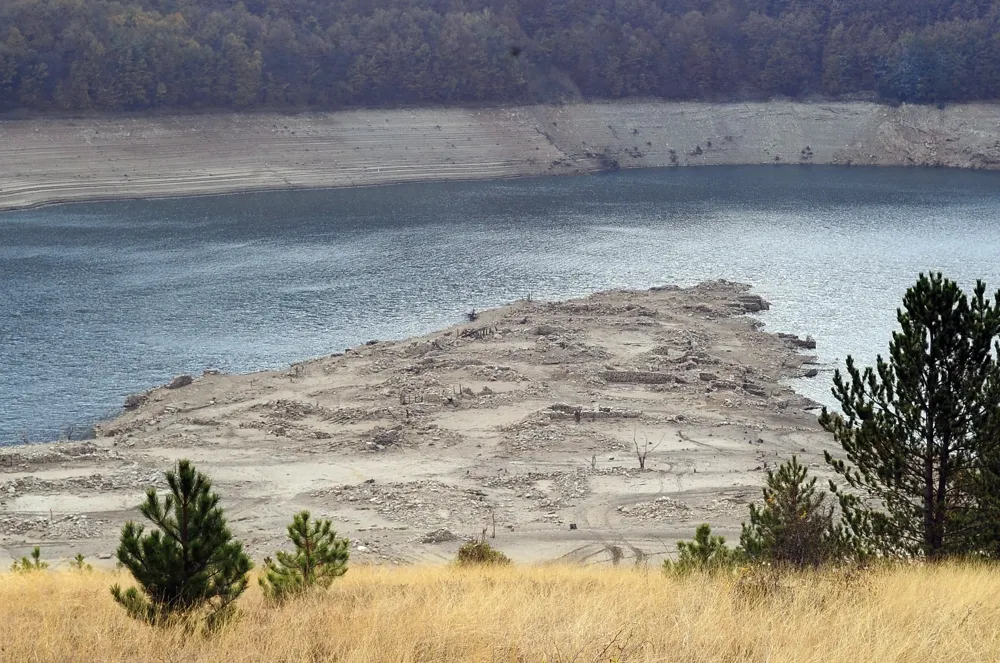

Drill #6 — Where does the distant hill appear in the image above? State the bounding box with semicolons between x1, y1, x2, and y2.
2;0;999;113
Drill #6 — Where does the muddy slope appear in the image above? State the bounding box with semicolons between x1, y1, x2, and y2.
3;101;1000;211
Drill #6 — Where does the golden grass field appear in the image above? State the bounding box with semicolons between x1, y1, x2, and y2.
0;563;997;663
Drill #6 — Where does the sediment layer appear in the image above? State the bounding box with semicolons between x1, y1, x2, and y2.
3;101;1000;211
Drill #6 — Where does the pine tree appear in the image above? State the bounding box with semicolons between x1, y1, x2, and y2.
111;460;253;627
820;273;1000;558
11;546;48;572
70;553;93;571
663;524;741;574
739;456;842;567
259;511;349;602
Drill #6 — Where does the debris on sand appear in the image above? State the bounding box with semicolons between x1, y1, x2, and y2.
11;281;831;565
421;528;459;544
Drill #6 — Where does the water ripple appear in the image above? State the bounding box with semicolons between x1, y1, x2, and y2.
2;166;1000;441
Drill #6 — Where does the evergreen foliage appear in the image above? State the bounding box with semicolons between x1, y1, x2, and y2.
663;524;741;574
820;273;1000;559
259;511;349;602
110;459;253;628
739;456;843;567
11;547;48;573
456;536;512;566
2;0;1000;113
70;553;93;572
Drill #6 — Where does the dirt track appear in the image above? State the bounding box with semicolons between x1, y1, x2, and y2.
0;282;841;568
4;101;1000;211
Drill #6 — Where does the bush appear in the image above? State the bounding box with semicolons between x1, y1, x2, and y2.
11;547;48;573
456;536;512;566
260;511;350;602
663;524;742;574
70;553;93;572
111;459;253;629
739;456;843;568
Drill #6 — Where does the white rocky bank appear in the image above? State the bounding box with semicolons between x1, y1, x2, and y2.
2;100;1000;211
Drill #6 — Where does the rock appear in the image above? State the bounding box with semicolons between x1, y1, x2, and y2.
601;370;674;385
795;335;818;349
533;324;561;336
369;425;404;448
803;368;819;378
569;523;577;530
699;372;718;382
737;294;771;313
778;333;817;349
421;528;458;543
123;393;146;410
166;375;193;389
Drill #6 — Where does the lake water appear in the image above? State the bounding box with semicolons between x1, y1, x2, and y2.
2;166;1000;442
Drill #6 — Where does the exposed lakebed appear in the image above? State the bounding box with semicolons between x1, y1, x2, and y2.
2;165;1000;441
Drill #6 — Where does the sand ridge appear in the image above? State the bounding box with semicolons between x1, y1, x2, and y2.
0;281;840;567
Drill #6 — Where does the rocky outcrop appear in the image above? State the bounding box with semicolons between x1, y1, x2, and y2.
165;375;194;389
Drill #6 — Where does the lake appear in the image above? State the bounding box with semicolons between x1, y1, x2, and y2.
2;165;1000;442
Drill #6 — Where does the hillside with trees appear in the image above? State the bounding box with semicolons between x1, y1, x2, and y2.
2;0;1000;114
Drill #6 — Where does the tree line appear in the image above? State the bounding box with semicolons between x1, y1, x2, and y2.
2;0;1000;114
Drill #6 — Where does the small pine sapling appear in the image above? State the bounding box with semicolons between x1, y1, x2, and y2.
70;553;93;571
739;456;843;568
111;459;253;628
259;511;349;602
663;524;741;574
11;547;48;573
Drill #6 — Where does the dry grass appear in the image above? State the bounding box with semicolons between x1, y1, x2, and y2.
1;563;998;662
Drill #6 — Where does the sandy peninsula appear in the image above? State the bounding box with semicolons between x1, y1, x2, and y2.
4;101;1000;212
0;281;840;567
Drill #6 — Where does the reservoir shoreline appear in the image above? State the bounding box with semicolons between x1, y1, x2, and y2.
0;281;835;565
5;165;1000;443
4;100;1000;212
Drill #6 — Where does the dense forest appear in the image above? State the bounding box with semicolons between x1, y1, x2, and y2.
2;0;1000;113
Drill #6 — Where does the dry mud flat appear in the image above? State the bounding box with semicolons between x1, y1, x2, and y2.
4;101;1000;211
0;282;842;567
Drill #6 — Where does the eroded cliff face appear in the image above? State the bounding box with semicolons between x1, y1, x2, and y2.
2;101;1000;211
534;102;1000;170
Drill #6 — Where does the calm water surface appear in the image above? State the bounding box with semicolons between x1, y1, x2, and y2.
2;166;1000;442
